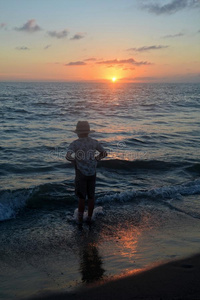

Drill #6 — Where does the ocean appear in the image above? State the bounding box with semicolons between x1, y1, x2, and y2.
0;81;200;299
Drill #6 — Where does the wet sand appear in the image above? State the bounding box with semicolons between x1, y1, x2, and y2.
27;253;200;300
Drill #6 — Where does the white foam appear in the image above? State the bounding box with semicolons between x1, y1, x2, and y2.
0;189;32;221
73;206;103;223
96;179;200;204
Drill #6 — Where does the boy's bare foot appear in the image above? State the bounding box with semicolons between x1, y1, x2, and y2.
78;222;83;230
78;212;83;223
86;216;92;225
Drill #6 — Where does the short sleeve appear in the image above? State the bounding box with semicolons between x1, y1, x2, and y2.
68;141;76;152
96;141;105;153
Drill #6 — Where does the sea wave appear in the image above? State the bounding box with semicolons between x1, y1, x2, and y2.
1;159;199;178
0;188;32;222
99;159;198;172
1;179;200;222
0;183;75;222
96;179;200;204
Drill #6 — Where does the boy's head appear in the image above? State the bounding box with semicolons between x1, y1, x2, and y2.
78;132;88;138
74;121;95;138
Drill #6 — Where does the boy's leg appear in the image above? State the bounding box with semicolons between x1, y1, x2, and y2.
87;173;96;222
78;198;85;223
88;198;94;219
75;169;87;224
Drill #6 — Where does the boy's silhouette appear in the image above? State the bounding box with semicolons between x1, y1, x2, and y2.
66;121;107;226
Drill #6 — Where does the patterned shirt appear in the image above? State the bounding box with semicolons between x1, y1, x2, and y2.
68;137;105;176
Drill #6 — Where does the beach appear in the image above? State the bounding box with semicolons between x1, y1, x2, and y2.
26;253;200;300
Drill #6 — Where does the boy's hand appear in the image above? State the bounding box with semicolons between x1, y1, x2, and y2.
66;151;75;163
95;151;107;161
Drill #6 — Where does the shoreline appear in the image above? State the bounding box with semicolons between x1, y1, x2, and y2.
26;253;200;300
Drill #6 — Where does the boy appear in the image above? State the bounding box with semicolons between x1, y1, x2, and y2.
66;121;107;226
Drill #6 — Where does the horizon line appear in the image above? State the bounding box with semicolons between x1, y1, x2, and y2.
0;79;199;84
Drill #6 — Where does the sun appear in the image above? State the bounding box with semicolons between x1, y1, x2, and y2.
112;77;117;82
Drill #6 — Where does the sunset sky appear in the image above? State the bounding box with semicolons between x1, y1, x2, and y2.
0;0;200;82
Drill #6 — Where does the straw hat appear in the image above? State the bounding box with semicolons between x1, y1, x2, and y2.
73;121;95;134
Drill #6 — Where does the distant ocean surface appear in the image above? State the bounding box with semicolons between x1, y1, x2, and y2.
1;82;200;299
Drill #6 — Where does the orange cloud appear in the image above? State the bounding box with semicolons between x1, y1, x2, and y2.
84;57;98;61
96;58;151;67
65;61;87;66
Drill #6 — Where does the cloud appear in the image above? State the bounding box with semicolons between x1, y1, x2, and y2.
44;45;51;50
127;45;169;52
96;58;151;66
141;0;200;15
15;19;42;32
65;61;87;66
70;33;86;40
47;29;69;39
0;23;7;29
162;32;184;38
84;57;97;61
64;57;151;68
16;46;30;50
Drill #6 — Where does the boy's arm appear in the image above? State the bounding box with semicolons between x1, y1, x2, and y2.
95;141;107;161
66;150;75;163
95;150;107;161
